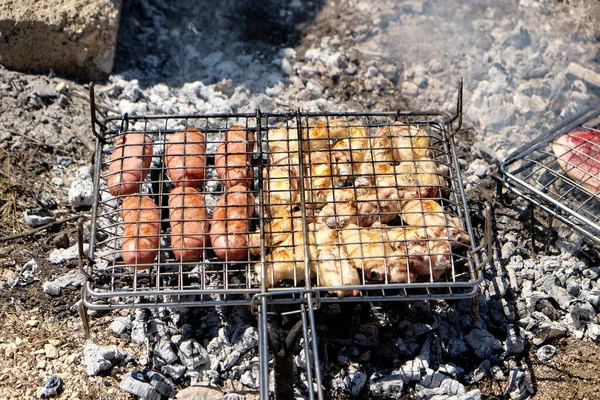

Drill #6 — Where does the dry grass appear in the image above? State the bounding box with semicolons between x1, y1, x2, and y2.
0;149;26;237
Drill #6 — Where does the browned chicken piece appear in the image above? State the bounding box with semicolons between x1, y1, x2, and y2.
339;224;413;283
355;136;395;187
376;123;433;162
331;125;369;178
268;126;299;166
355;187;403;226
382;161;444;199
316;186;404;229
382;226;455;280
257;231;315;287
311;227;360;298
263;165;300;218
317;188;369;228
255;224;360;297
399;199;469;243
304;151;340;210
248;210;313;256
305;119;358;151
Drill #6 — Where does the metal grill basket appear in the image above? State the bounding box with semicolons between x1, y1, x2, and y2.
82;88;484;310
501;100;600;244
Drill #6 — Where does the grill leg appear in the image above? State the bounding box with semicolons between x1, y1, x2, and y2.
303;298;324;400
257;299;270;400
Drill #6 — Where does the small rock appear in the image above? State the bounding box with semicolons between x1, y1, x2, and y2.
37;374;63;398
68;180;94;207
535;345;556;361
51;177;64;187
175;386;223;400
42;281;61;296
52;232;70;249
401;81;419;96
23;208;56;227
44;343;59;359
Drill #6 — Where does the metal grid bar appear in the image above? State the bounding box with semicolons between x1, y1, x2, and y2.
501;100;600;244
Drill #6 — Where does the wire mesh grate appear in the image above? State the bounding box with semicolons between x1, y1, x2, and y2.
501;100;600;243
83;107;484;310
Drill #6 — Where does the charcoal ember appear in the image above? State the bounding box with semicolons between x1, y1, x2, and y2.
68;180;94;207
48;243;89;264
83;343;123;376
566;279;581;297
233;325;258;354
566;301;598;339
352;323;380;347
161;364;186;381
504;325;526;354
37;374;63;398
532;321;567;346
464;328;503;359
23;208;55;227
155;337;179;365
543;280;573;311
331;363;367;397
535;344;557;361
535;299;557;320
369;371;404;397
109;317;133;337
447;338;469;357
467;360;491;384
148;319;169;338
119;371;161;400
178;339;209;370
146;371;177;398
506;369;534;400
240;364;259;389
415;371;466;398
396;353;429;384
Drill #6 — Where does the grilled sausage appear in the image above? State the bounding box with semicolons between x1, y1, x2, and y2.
120;196;161;266
214;125;255;189
209;185;255;261
165;127;206;187
168;186;209;261
107;133;153;196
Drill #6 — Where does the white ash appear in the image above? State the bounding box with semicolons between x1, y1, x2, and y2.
68;180;95;207
83;343;125;376
23;208;56;228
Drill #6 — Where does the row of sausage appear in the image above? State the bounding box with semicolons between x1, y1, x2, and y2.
107;126;256;265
